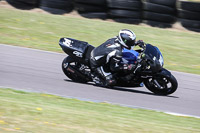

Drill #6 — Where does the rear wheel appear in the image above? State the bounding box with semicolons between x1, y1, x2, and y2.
62;56;89;83
144;73;178;95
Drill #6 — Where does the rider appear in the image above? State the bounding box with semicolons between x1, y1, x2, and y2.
90;29;145;87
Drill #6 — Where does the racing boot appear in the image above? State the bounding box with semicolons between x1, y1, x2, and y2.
104;74;116;87
91;74;104;86
92;66;116;87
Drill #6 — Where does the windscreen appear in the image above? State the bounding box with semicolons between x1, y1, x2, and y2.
144;44;161;59
144;44;164;66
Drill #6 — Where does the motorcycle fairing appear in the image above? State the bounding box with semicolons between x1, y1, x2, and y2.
59;38;89;58
59;38;94;66
122;48;139;64
144;44;164;72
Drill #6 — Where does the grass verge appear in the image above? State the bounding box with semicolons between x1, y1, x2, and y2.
0;88;200;132
0;7;200;74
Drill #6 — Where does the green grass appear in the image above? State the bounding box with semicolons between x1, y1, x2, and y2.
0;8;200;74
0;88;199;133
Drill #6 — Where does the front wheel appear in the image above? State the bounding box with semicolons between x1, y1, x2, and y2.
144;72;178;95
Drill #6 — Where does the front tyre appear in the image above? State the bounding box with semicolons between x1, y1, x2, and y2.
144;72;178;95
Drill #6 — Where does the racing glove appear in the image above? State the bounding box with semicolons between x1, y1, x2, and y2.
136;40;145;49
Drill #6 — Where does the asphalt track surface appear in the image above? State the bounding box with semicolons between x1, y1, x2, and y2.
0;44;200;118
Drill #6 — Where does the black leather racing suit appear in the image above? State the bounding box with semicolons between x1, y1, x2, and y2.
90;37;125;86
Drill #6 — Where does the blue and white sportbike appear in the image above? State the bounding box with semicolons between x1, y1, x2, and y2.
59;38;178;96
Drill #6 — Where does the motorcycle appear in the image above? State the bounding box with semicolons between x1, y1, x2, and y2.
59;37;178;95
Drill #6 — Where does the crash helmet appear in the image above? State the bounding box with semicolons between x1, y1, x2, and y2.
117;29;136;49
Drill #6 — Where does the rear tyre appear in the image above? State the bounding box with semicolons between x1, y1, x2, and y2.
144;73;178;95
62;56;88;83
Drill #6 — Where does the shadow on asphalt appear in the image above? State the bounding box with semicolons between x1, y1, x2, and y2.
64;79;179;98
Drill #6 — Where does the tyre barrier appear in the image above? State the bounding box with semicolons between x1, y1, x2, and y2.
107;0;142;10
39;0;73;14
6;0;39;9
75;0;106;6
143;20;172;28
178;9;200;21
177;0;200;32
114;18;142;24
177;0;200;12
74;0;107;19
143;0;176;7
75;3;106;13
107;0;142;24
143;2;175;14
142;0;176;28
79;12;107;20
4;0;200;32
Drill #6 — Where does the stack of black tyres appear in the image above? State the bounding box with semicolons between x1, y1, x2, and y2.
39;0;73;14
142;0;176;28
6;0;39;9
74;0;107;20
177;0;200;32
107;0;142;24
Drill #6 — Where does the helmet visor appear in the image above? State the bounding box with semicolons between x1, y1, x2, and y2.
123;39;135;48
